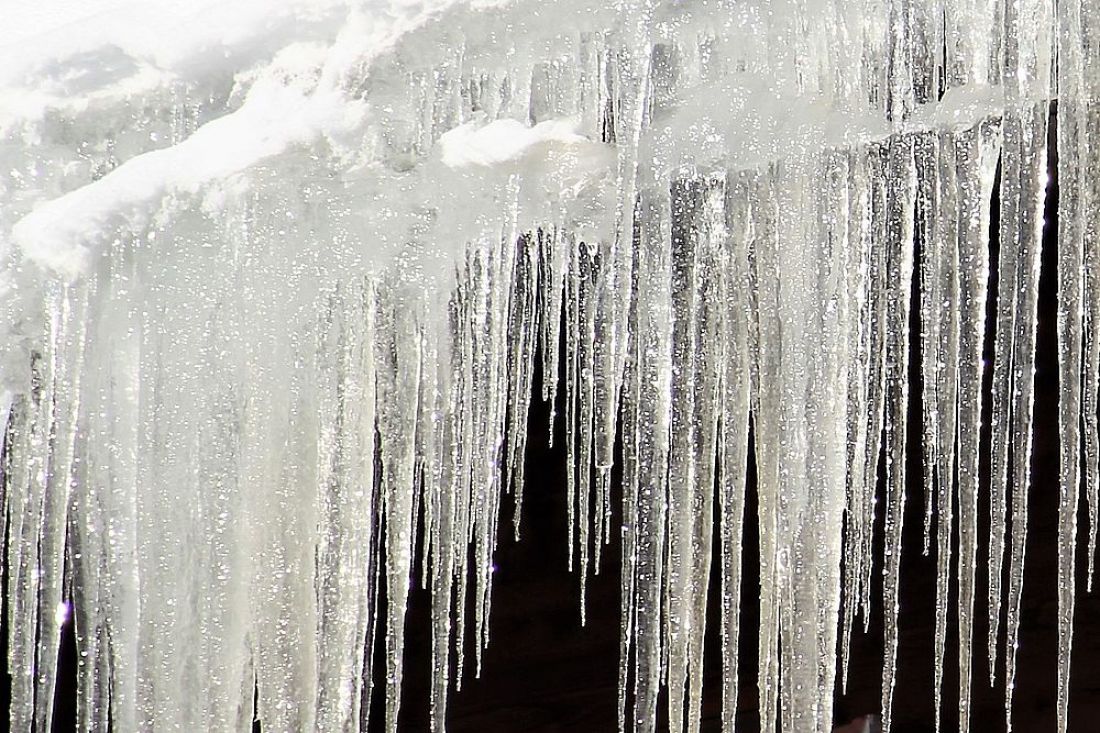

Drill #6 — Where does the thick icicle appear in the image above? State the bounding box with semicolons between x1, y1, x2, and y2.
630;183;672;733
664;172;701;733
749;170;782;733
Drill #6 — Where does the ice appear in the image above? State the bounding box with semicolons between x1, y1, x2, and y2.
1002;101;1049;731
879;135;916;733
3;2;1100;733
989;2;1053;702
957;119;1002;733
930;127;961;733
717;173;751;732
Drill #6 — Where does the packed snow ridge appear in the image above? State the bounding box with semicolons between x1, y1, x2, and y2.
1;2;1098;733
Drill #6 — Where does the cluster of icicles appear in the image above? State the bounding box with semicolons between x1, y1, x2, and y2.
2;0;1100;732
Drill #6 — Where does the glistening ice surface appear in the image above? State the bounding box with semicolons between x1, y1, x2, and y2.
1;1;1098;732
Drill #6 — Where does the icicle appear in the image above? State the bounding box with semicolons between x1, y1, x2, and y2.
859;146;890;632
987;121;1019;683
576;239;597;617
954;118;1002;733
664;172;701;733
431;292;462;733
718;173;751;733
1079;7;1100;598
1002;101;1049;733
6;350;55;733
451;256;476;693
594;34;647;575
29;283;87;733
917;131;942;559
565;239;580;574
618;232;642;733
879;134;916;733
990;0;1054;694
471;225;516;676
617;210;646;732
840;147;874;692
657;169;724;733
880;0;917;720
315;281;377;732
809;149;856;733
505;234;539;540
375;285;423;733
541;227;568;441
1055;1;1088;729
749;169;782;733
683;172;724;733
840;145;875;686
631;182;672;733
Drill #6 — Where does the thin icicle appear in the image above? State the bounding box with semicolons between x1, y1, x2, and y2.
954;118;1001;733
505;235;540;541
542;227;569;444
1055;0;1087;727
879;135;916;733
618;226;643;733
932;127;961;733
1081;26;1100;593
917;131;942;559
576;240;597;618
988;112;1021;683
990;0;1054;687
565;238;580;574
1003;101;1049;733
859;146;890;632
718;173;751;733
841;148;874;692
431;294;461;733
375;285;423;733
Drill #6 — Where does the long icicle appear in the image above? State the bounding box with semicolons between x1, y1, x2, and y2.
1055;1;1087;729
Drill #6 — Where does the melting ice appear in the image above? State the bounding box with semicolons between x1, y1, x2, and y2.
1;1;1098;732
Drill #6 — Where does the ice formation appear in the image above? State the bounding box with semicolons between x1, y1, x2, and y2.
0;1;1097;732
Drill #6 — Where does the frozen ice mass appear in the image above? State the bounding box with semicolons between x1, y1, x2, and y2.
0;0;1097;731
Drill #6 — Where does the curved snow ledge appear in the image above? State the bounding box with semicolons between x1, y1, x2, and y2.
11;79;357;281
5;0;1027;284
11;108;615;282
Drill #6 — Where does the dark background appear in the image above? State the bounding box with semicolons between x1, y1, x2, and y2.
5;126;1100;731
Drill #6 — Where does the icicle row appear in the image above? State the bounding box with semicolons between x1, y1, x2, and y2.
3;3;1100;733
